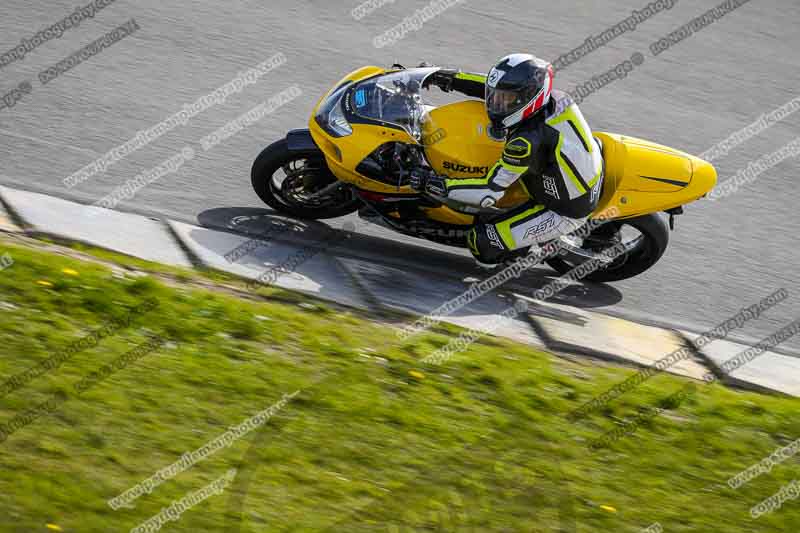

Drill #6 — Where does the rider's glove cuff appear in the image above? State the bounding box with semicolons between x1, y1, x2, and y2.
425;175;448;196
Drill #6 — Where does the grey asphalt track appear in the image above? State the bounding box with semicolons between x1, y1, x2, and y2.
0;0;798;351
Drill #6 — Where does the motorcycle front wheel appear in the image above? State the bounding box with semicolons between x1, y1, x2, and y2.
251;138;361;220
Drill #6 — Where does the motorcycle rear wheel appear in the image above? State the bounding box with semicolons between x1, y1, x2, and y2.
545;213;669;282
251;138;361;220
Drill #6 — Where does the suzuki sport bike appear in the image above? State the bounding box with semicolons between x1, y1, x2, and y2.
251;66;717;282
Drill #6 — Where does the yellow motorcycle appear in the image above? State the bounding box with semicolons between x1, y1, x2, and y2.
251;66;717;281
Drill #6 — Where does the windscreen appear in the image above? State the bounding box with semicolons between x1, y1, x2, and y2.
351;68;439;141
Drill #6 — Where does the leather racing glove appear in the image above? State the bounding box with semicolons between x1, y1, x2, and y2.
409;167;448;197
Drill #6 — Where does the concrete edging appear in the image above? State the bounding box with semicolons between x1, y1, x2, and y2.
0;185;795;397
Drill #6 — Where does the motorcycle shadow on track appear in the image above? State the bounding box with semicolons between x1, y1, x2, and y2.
195;207;623;311
514;270;624;310
197;207;331;242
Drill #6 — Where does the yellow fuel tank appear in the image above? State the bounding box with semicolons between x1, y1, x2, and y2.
423;100;504;178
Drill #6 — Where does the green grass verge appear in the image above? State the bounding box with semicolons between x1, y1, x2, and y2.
0;237;797;532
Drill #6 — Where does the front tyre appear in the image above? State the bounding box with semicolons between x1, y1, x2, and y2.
545;213;669;282
251;138;361;220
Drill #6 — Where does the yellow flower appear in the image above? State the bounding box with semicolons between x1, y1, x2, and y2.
62;268;79;276
600;505;617;513
408;370;425;380
36;280;53;287
46;525;63;531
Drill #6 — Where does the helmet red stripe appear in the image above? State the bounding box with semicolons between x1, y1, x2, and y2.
489;54;554;128
521;89;543;120
534;90;545;110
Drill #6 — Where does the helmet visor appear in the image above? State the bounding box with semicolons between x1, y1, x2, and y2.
486;85;538;118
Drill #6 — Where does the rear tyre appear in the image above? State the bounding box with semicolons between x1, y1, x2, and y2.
545;213;669;282
251;138;361;220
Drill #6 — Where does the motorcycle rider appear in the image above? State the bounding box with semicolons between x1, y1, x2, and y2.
412;54;604;267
